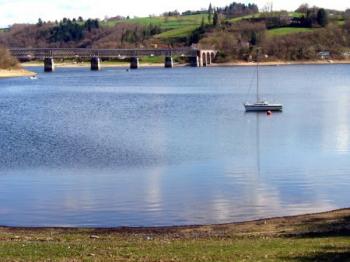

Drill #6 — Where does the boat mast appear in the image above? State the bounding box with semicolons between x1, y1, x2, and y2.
256;48;260;102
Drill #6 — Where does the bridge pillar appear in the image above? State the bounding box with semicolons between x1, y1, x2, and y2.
130;57;139;69
210;52;215;65
164;56;174;68
189;56;200;67
202;52;208;67
208;53;212;65
90;56;101;71
44;57;55;72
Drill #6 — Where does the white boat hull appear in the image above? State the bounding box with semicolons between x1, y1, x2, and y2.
244;103;283;112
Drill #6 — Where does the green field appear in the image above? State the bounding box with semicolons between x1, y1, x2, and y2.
155;25;198;39
100;11;328;42
289;12;304;18
228;12;304;23
103;14;207;31
102;14;209;41
228;14;257;23
267;27;314;37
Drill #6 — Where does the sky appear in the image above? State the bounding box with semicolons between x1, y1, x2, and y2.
0;0;349;27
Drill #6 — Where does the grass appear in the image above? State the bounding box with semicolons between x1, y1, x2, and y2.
139;56;164;63
101;14;209;41
228;12;304;23
155;25;198;39
267;27;314;37
289;12;304;18
100;12;330;42
103;14;207;31
0;209;349;261
228;14;257;23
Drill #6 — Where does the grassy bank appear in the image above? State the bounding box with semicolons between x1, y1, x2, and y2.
1;209;349;261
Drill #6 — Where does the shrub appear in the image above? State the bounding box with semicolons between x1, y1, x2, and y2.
0;47;19;69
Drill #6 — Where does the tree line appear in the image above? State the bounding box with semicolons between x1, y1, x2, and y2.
292;6;329;28
47;18;100;43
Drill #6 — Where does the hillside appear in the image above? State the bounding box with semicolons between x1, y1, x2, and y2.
0;2;350;62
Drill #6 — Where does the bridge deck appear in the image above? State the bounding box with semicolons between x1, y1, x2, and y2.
9;48;215;60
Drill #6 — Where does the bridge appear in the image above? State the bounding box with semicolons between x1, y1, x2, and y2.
9;48;217;71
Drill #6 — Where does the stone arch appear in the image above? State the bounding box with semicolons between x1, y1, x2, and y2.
202;52;207;67
207;52;211;65
210;52;215;63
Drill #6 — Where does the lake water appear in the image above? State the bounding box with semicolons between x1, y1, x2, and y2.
0;65;350;227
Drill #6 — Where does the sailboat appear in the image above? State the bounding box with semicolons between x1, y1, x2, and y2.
244;50;283;112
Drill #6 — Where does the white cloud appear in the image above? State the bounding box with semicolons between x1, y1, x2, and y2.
0;0;349;27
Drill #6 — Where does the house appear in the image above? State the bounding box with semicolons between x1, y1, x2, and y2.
318;51;330;59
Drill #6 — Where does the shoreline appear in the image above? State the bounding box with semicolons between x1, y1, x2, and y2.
21;59;350;68
217;59;350;67
1;208;349;261
1;208;349;231
0;68;36;78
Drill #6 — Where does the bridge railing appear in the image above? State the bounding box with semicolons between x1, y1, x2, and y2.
9;48;201;60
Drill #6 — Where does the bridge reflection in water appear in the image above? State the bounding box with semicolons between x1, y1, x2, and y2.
10;48;217;71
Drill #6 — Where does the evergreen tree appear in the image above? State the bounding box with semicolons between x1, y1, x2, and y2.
201;16;205;29
208;3;213;23
250;32;257;46
37;18;43;27
317;9;328;27
213;11;220;27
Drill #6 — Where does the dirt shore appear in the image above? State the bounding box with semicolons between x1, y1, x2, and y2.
0;68;36;78
216;59;350;67
2;208;349;235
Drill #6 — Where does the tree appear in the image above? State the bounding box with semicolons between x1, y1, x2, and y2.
296;4;309;14
208;3;213;23
345;9;350;21
250;31;257;46
213;11;220;27
262;1;273;13
37;18;43;27
201;16;205;29
317;9;328;27
216;2;258;18
0;47;19;69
